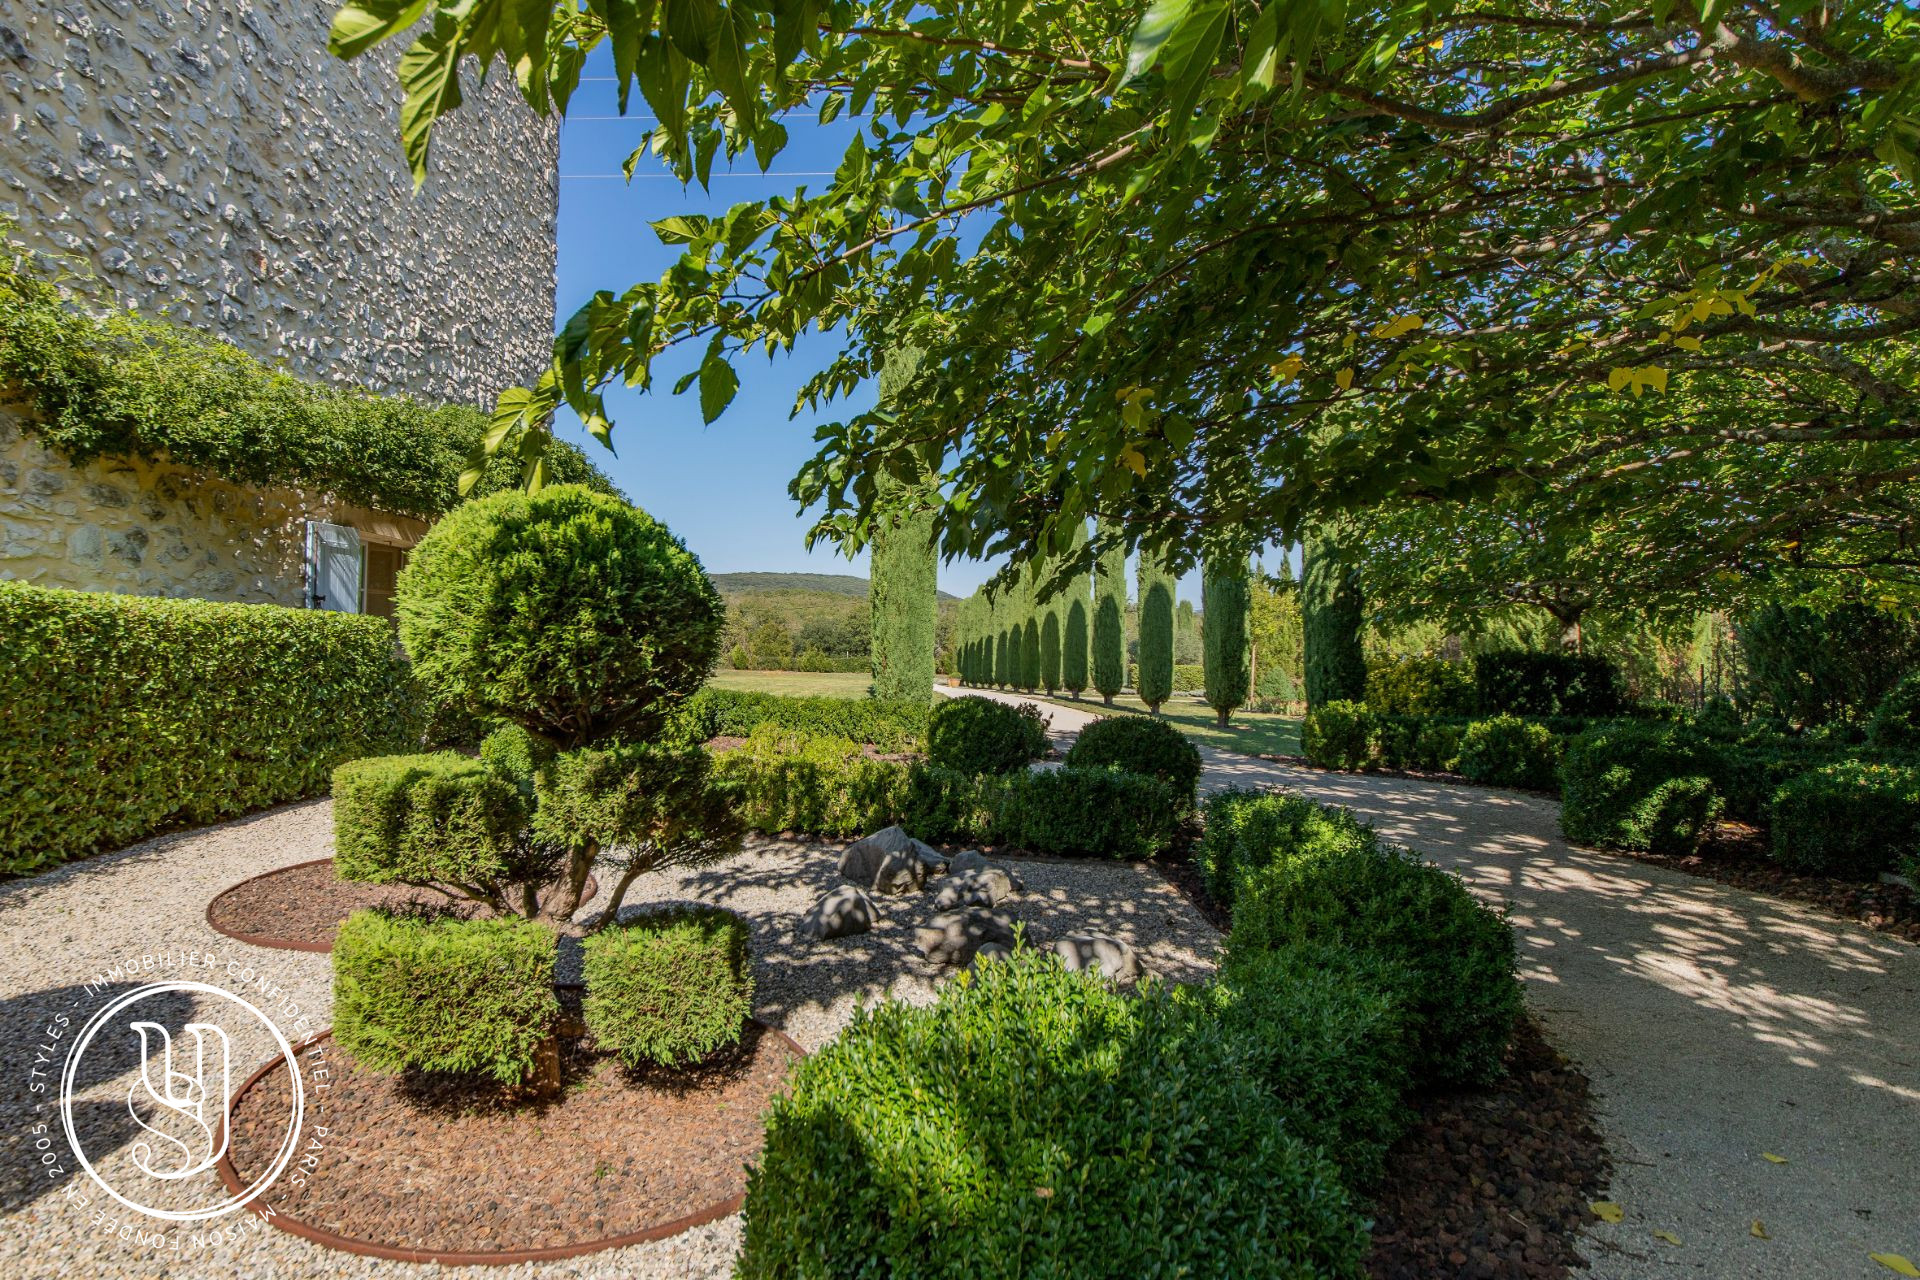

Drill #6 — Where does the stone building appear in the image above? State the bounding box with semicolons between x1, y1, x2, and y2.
0;0;561;612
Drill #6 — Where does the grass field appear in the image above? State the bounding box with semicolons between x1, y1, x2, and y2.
1038;691;1304;758
707;669;873;699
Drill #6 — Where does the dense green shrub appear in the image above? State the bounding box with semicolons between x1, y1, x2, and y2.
712;726;910;836
1229;829;1520;1087
0;244;618;519
1365;656;1475;716
332;752;543;890
1473;650;1623;718
899;763;1001;843
1180;941;1413;1188
1869;673;1920;751
1197;789;1378;910
738;951;1368;1280
676;687;929;750
332;911;560;1083
926;696;1048;775
0;583;420;874
1412;719;1467;772
1770;759;1920;877
1738;602;1920;727
996;766;1178;859
582;905;754;1068
397;485;724;749
1560;722;1725;852
1065;714;1202;808
1456;714;1562;790
1303;700;1374;770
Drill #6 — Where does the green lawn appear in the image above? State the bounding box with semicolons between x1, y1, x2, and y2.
707;669;873;699
1038;691;1303;758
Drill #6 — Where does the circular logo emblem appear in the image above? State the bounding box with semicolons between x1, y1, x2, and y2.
60;980;305;1222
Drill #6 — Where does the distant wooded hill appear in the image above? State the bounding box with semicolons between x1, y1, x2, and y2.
710;571;958;601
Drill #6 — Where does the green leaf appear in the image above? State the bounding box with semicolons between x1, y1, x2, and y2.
665;0;718;63
699;354;739;423
637;33;691;138
329;0;431;59
1120;0;1193;87
396;12;468;187
605;0;655;115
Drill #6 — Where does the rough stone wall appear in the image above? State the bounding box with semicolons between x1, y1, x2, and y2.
0;0;558;405
0;409;427;603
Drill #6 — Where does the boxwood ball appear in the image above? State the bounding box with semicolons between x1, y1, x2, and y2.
397;485;724;748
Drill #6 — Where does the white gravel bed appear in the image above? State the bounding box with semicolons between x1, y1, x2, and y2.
0;801;1220;1280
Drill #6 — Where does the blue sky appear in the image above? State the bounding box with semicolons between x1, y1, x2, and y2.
552;48;1213;600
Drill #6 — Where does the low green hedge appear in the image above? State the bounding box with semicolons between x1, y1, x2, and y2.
332;752;535;886
1064;714;1203;809
1177;940;1413;1189
1218;793;1521;1088
711;727;1177;856
925;696;1047;775
1473;649;1624;718
1197;788;1376;912
1457;714;1562;790
0;582;421;874
1770;759;1920;877
1303;702;1569;788
1365;655;1475;716
582;905;754;1068
1559;722;1725;853
332;910;559;1083
738;950;1368;1279
676;687;928;750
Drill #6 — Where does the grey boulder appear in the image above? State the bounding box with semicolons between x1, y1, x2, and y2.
838;825;940;894
971;941;1013;967
1049;934;1141;985
932;865;1024;911
796;885;877;942
915;908;1018;966
947;849;991;875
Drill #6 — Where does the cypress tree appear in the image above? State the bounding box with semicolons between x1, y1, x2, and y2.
1040;608;1061;694
1136;547;1175;714
994;613;1011;687
1091;523;1127;705
1202;550;1251;728
1303;524;1368;706
1061;523;1091;697
1005;615;1023;691
868;349;937;702
1022;615;1041;691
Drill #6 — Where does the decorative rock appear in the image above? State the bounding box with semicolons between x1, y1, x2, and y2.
915;909;1018;966
1049;934;1141;985
947;849;991;875
932;865;1024;911
971;942;1012;967
838;825;934;895
796;885;877;942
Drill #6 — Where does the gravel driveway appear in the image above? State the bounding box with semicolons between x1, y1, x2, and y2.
0;801;1218;1280
963;687;1920;1280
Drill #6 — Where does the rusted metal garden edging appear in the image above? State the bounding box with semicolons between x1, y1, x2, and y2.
213;1012;806;1266
205;858;597;953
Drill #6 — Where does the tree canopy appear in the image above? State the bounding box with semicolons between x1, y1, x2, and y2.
333;0;1920;607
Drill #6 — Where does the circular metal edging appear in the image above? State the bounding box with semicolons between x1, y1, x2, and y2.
213;1016;806;1266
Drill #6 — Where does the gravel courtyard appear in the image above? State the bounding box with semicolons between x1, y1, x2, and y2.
0;800;1220;1280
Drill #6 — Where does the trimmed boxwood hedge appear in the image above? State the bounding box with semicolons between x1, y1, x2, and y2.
1064;713;1203;809
675;687;929;751
925;695;1047;775
332;752;533;886
1769;758;1920;877
1456;714;1562;790
332;910;560;1083
582;905;754;1068
738;950;1368;1279
1559;721;1725;853
0;582;421;874
994;766;1177;859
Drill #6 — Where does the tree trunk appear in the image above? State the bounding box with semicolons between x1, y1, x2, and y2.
545;838;600;922
1216;707;1230;728
523;1035;562;1099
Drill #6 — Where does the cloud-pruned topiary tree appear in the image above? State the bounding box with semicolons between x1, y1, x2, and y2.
1092;523;1127;706
1303;524;1368;708
1136;548;1175;715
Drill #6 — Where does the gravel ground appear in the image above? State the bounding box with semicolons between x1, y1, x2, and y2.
0;800;1218;1279
976;688;1920;1280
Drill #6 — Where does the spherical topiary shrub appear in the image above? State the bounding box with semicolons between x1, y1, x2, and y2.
1869;672;1920;751
1065;714;1203;809
737;951;1367;1279
581;905;754;1068
397;485;724;749
925;695;1048;775
1456;714;1561;791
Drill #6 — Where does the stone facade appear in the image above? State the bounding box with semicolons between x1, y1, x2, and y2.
0;0;559;603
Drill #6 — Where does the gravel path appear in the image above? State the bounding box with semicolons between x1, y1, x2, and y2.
0;800;1217;1279
970;688;1920;1280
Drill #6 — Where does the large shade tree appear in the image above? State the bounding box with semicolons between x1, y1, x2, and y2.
334;0;1920;609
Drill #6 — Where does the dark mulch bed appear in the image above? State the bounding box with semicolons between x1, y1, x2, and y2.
1152;856;1609;1280
207;859;594;951
1619;821;1920;944
1366;1017;1609;1280
226;1020;799;1256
